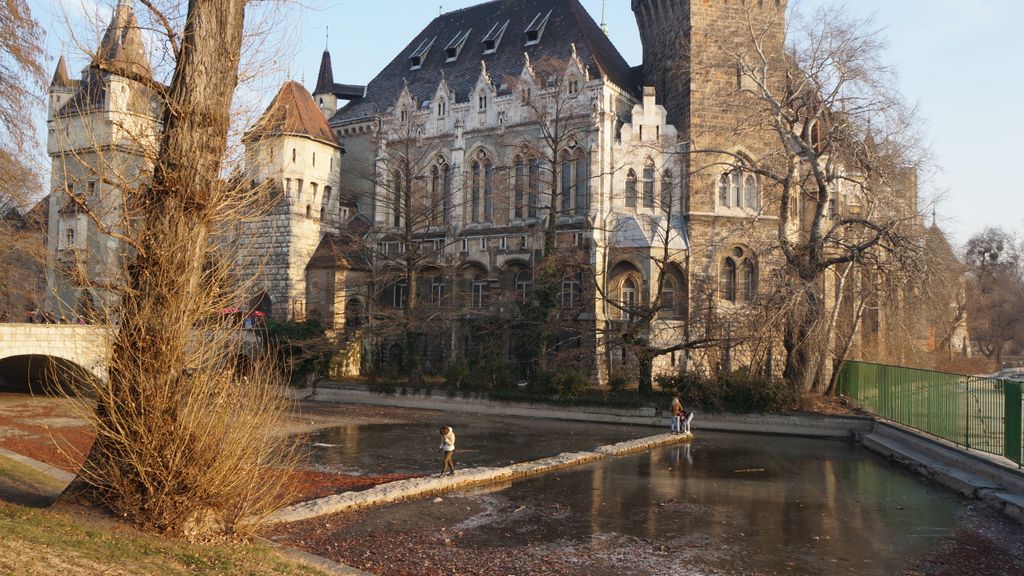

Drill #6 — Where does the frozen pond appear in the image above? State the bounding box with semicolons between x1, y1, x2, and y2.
300;410;653;475
296;426;964;575
446;434;960;574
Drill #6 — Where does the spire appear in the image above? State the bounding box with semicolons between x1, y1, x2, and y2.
92;0;152;80
600;0;609;36
314;48;334;95
51;54;71;87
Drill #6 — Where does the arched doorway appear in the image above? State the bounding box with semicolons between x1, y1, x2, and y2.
249;291;273;318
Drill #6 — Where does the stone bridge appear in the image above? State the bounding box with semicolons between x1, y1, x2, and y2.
0;324;110;391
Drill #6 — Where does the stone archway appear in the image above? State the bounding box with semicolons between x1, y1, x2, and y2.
249;291;273;317
0;354;101;395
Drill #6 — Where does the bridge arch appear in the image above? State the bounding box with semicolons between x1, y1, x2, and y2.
0;325;109;393
0;354;103;394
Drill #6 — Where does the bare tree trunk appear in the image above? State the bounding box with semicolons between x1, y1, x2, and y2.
69;0;248;528
405;258;423;386
783;283;828;393
637;349;654;397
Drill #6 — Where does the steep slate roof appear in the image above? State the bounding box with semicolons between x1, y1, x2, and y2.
54;1;153;117
91;0;152;81
923;224;964;272
314;50;366;100
332;0;636;125
248;81;338;146
51;55;72;87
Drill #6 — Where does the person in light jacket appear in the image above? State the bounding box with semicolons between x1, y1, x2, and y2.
669;395;683;433
439;426;456;476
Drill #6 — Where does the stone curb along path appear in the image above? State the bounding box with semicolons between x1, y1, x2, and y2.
268;431;695;526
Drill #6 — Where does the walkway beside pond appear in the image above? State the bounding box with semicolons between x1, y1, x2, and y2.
270;431;694;525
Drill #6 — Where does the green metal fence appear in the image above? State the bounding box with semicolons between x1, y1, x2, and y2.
837;361;1024;467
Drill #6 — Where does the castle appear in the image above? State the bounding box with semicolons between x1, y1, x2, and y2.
44;0;966;382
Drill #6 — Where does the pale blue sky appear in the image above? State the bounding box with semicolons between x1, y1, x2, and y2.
30;0;1024;247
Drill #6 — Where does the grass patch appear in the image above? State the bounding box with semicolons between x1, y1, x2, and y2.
0;455;66;494
0;497;330;575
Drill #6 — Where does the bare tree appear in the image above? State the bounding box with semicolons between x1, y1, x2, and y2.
365;105;463;385
715;4;924;392
54;0;300;537
590;159;727;395
502;54;597;374
0;0;46;320
964;227;1024;367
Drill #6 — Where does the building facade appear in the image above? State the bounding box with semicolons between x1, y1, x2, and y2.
46;0;956;382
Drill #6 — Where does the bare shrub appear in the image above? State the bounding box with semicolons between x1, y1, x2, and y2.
45;0;305;537
64;348;300;536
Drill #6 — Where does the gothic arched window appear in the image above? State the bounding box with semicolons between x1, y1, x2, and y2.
625;169;638;208
643;158;655;208
528;157;540;219
744;174;758;210
431;275;445;305
730;170;742;207
621;276;638;321
561;273;582;309
471;273;489;308
575;150;589;216
391;169;403;227
431;156;451;225
470;151;493;223
514;269;532;303
660;276;676;313
560;151;573;213
514;155;526;219
718;173;730;207
738;259;756;302
661;170;673;213
720;258;737;302
720;246;756;304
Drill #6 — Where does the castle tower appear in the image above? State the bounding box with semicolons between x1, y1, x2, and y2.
45;0;158;317
48;55;75;117
632;0;787;141
240;81;343;321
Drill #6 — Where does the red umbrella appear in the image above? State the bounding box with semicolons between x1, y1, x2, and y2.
220;307;242;314
247;310;266;318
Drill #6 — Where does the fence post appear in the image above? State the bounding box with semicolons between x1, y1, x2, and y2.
1005;380;1022;467
965;377;971;450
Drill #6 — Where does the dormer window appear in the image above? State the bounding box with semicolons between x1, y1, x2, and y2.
437;98;447;118
409;36;435;70
568;79;579;94
444;30;470;62
524;11;551;45
482;20;509;54
478;90;487;110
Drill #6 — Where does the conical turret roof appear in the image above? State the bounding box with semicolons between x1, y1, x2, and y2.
51;55;72;87
248;81;338;146
315;50;334;95
91;0;152;80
